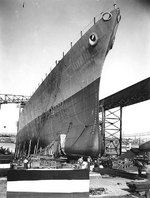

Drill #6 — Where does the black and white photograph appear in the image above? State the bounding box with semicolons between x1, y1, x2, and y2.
0;0;150;197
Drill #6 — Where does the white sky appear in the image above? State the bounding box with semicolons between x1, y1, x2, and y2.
0;0;150;135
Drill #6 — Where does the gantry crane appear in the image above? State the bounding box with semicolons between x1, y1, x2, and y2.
0;94;30;140
0;94;30;105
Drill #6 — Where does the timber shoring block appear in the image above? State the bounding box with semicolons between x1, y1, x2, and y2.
93;167;146;180
127;181;150;192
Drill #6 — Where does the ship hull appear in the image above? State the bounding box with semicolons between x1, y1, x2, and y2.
16;7;121;159
16;78;103;158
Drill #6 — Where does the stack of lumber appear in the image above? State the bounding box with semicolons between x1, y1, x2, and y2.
127;180;150;192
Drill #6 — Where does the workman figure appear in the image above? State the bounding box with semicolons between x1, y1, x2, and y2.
23;158;28;169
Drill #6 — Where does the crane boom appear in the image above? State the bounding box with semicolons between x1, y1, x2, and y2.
0;94;30;105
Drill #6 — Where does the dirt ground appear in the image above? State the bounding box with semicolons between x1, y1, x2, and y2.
0;177;7;198
89;172;147;197
0;171;148;198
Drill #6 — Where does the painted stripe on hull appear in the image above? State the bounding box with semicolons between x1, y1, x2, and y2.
7;180;89;192
7;192;89;198
0;164;10;168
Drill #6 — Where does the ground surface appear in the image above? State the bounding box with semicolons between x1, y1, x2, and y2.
89;172;146;197
0;171;148;198
0;177;7;198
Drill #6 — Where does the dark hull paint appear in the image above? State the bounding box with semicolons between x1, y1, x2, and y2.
139;141;150;151
16;78;103;158
16;8;121;158
7;192;89;198
7;169;89;181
